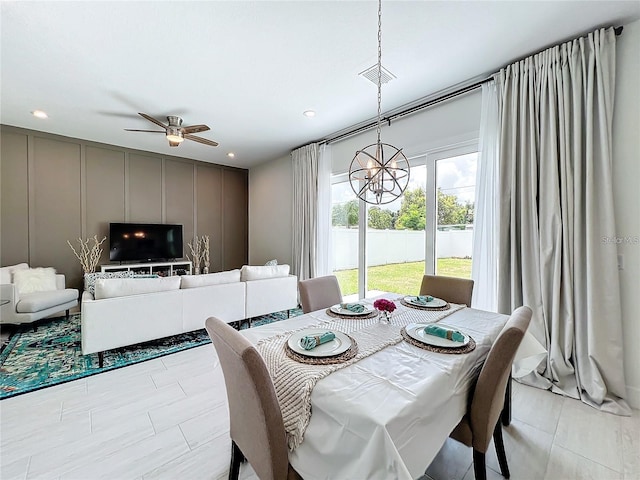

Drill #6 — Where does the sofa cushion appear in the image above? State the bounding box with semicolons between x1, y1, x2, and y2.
180;270;241;289
94;276;181;300
84;271;135;295
16;289;78;313
0;263;29;284
240;264;290;281
13;267;57;294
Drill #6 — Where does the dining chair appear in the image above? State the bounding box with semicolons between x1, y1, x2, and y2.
419;274;474;307
448;305;532;480
204;316;301;480
298;275;343;313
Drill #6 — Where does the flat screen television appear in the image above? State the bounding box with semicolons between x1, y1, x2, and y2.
109;223;183;262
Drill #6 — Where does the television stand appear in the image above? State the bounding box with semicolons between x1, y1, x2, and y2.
100;260;193;277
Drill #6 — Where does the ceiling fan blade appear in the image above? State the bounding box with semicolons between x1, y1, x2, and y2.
124;129;165;133
138;112;167;129
184;134;219;147
181;124;210;134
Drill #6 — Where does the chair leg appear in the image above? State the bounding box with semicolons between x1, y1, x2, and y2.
501;372;512;426
493;422;510;478
472;449;487;480
98;351;104;368
32;323;37;332
229;440;244;480
66;309;70;319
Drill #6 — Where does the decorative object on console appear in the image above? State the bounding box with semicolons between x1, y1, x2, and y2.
265;259;278;266
202;235;210;274
67;235;107;273
187;236;203;275
373;298;396;323
348;0;409;205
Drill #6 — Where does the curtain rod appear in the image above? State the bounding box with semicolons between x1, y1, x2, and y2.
312;25;623;147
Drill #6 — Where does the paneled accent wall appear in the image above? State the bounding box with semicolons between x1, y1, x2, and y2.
0;126;248;290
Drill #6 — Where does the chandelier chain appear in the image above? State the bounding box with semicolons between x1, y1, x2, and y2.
376;0;382;146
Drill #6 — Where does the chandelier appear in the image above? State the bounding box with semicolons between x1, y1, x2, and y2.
349;0;409;205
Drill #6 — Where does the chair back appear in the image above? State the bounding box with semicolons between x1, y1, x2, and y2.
469;306;532;452
420;274;474;307
298;275;343;313
205;317;288;480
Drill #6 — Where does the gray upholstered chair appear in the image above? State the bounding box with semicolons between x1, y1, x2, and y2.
419;274;474;307
298;275;343;313
204;316;301;480
448;305;532;480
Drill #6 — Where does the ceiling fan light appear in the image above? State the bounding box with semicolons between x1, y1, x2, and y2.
166;133;184;144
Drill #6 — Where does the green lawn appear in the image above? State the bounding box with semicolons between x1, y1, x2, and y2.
334;258;472;296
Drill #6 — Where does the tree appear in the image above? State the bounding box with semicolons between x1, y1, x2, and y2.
396;188;426;230
368;207;395;230
437;189;475;226
332;200;359;228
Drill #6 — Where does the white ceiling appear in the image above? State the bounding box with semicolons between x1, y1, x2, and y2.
2;1;639;169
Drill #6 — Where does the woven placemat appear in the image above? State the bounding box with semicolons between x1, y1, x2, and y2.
400;298;451;311
325;308;379;320
400;327;476;354
284;334;359;365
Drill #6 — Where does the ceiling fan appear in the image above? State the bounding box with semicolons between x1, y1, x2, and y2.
125;113;219;147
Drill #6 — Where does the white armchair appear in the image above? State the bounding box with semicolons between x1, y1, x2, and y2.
0;264;79;329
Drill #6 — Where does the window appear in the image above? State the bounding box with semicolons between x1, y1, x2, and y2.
330;144;477;299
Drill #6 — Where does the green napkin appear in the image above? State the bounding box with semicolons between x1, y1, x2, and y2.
342;303;365;313
301;331;336;350
424;324;465;343
412;295;434;305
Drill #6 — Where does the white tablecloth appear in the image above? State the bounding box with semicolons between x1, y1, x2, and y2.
241;301;508;480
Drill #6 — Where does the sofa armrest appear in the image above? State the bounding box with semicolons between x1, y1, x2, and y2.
1;283;18;323
1;283;18;305
55;274;66;290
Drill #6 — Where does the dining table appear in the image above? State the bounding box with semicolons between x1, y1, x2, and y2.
240;293;509;480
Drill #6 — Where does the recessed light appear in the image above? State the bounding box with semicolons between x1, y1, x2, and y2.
303;110;316;118
32;110;48;119
227;152;235;158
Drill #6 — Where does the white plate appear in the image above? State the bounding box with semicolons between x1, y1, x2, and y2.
287;329;352;357
405;323;470;348
404;296;447;308
329;303;374;316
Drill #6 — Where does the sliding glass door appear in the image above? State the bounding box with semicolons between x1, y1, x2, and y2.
330;145;477;300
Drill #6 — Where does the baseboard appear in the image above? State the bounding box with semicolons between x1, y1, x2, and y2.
626;384;640;410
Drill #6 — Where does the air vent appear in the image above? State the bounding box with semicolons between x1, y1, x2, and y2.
358;64;396;85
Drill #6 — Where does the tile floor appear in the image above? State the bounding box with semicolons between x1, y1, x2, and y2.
0;343;638;480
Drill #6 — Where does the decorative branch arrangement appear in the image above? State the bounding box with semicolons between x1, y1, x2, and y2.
202;235;210;274
187;235;210;274
67;236;107;274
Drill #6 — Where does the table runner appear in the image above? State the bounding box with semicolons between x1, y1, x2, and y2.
256;302;465;450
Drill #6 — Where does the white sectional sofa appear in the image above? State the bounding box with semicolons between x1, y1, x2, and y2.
81;265;297;365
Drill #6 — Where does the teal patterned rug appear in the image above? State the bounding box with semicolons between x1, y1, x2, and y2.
0;309;301;400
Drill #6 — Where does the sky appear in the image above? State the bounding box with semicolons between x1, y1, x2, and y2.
332;152;478;211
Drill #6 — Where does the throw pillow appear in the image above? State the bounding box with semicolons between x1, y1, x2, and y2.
13;267;57;294
0;263;29;284
180;269;241;289
265;259;278;266
240;264;290;281
84;271;134;295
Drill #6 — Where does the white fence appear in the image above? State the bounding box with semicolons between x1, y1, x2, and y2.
332;228;473;270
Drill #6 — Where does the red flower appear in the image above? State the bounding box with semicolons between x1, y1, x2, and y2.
373;298;396;313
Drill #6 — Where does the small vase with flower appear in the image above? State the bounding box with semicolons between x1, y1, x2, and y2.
373;298;396;323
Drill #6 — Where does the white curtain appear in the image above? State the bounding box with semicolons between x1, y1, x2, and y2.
496;27;630;414
471;80;499;311
291;143;319;281
316;144;332;277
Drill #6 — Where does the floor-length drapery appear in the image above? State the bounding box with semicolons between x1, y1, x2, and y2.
292;143;319;281
316;144;332;277
472;80;499;312
496;27;629;414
